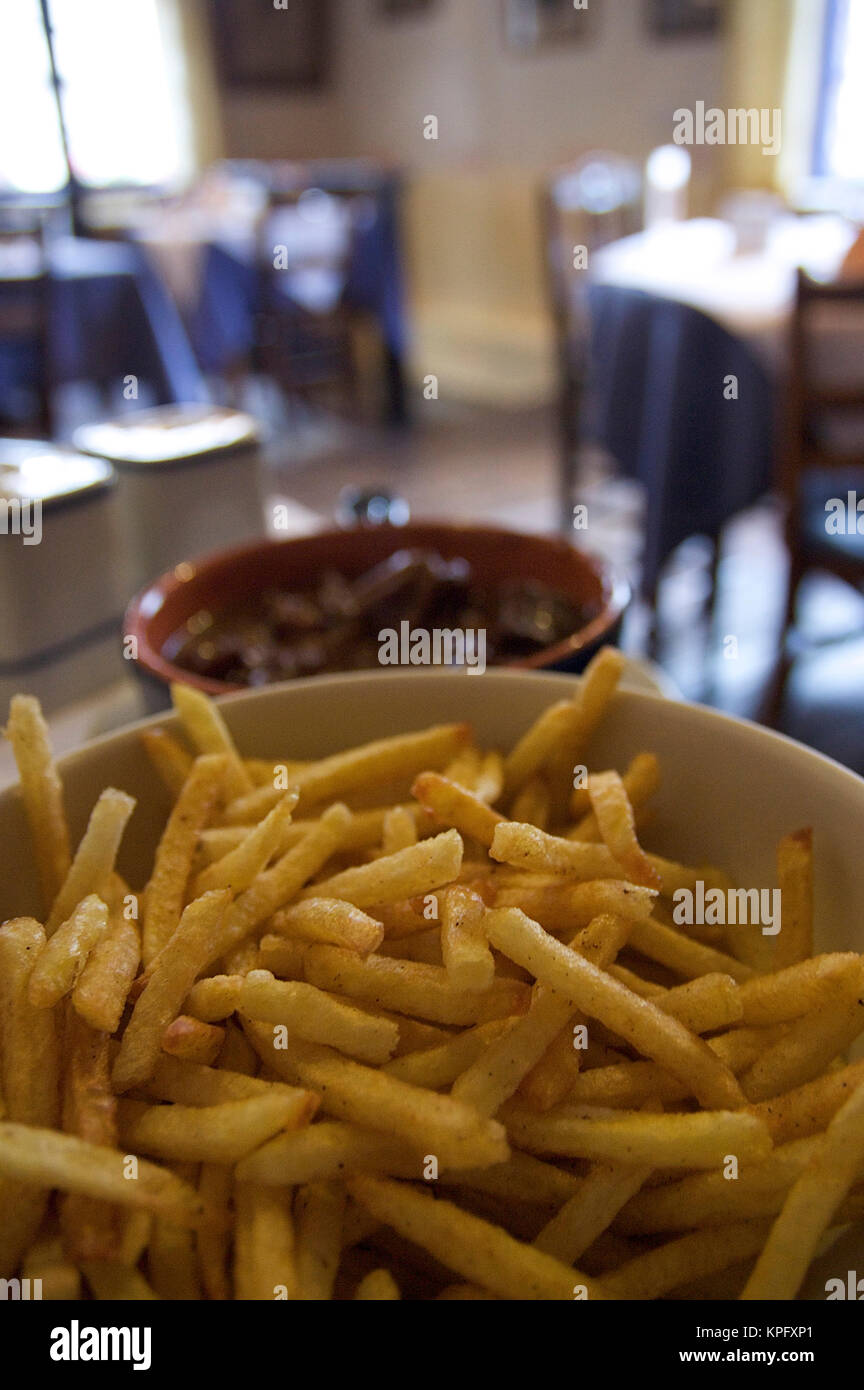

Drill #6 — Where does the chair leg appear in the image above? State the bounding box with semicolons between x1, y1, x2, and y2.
761;558;803;729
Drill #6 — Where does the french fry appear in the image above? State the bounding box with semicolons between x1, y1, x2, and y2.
184;973;243;1022
245;1026;509;1170
0;917;60;1274
60;1006;121;1263
355;1267;400;1300
502;1102;771;1168
272;898;384;955
741;963;864;1102
627;915;756;983
509;778;551;831
588;770;662;890
451;914;629;1116
303;944;530;1026
46;788;135;936
411;771;504;848
535;1160;652;1262
295;1181;346;1300
742;1077;864;1300
383;1019;515;1088
4;693;71;905
772;828;814;969
347;1174;603;1300
119;1092;316;1163
144;1054;315;1109
0;1122;215;1227
113;890;231;1093
285;723;470;813
148;1211;202;1300
750;1059;864;1145
193;789;299;897
570;752;659;837
162;1015;225;1066
171;681;253;799
216;804;353;958
234;1181;297;1300
236;1120;420;1187
139;727;194;799
141;754;228;964
304;829;464;910
601;1218;773;1300
197;1164;232;1300
28;895;109;1008
72;910;140;1034
484;908;745;1110
257;935;307;981
440;885;494;990
81;1263;161;1300
381;806;418;855
240;971;399;1064
736;951;856;1026
494;879;657;932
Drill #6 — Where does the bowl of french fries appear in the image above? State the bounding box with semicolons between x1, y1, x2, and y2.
2;648;864;1301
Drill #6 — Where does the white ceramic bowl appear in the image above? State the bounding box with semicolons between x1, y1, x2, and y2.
2;670;863;948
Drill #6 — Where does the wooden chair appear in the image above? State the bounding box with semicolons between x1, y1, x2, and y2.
540;153;642;533
251;184;366;419
765;268;864;723
0;216;53;437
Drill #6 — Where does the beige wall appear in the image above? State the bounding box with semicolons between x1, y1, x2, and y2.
216;0;729;403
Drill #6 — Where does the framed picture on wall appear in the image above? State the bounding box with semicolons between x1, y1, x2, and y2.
504;0;595;50
210;0;330;90
647;0;722;38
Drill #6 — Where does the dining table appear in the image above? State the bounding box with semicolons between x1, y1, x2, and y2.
0;234;210;414
586;213;860;594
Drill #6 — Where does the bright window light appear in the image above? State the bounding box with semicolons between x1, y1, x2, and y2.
817;0;864;181
0;0;193;195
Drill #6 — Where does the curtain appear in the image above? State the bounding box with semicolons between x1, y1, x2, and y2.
158;0;225;176
724;0;826;195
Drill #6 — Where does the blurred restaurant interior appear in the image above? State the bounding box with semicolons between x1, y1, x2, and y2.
1;0;864;776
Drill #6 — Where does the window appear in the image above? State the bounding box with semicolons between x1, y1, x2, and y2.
0;0;195;196
814;0;864;182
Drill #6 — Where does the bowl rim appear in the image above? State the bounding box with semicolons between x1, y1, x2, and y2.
8;668;864;806
122;521;632;694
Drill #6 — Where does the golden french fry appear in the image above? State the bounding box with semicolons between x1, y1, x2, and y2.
272;898;384;955
46;788;135;936
383;1019;515;1089
570;752;659;837
750;1059;864;1145
535;1160;652;1262
304;829;463;910
236;1120;419;1187
0;1122;215;1228
348;1174;603;1300
510;778;551;831
144;1053;315;1109
257;935;307;980
772;828;814;969
60;1006;121;1263
588;770;662;890
171;681;253;799
411;771;504;848
217;804;353;958
240;970;399;1064
245;1026;509;1170
355;1267;400;1300
627;915;756;984
139;727;194;799
194;789;299;897
381;806;418;855
742;1078;864;1300
303;943;530;1026
295;1181;346;1300
81;1262;161;1300
440;885;494;991
141;754;227;964
28;895;109;1008
184;973;243;1022
119;1091;316;1163
235;1180;297;1300
162;1015;225;1066
0;917;60;1274
601;1218;772;1300
148;1216;202;1300
741;962;864;1102
494;879;657;932
286;723;470;813
113;889;231;1093
4;694;71;905
72;910;140;1034
484;908;744;1110
737;952;862;1026
197;1164;232;1300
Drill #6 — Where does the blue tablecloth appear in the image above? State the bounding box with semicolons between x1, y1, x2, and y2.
188;175;408;419
587;283;776;591
0;237;209;412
